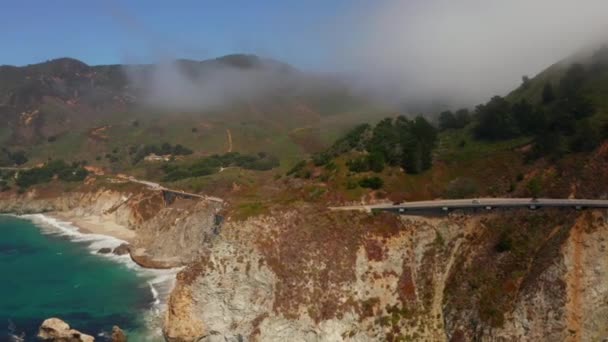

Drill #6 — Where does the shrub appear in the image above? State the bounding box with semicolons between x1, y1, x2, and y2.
287;160;306;176
161;152;279;181
312;152;331;166
15;160;88;188
359;177;384;189
346;178;359;189
9;150;28;166
495;232;512;253
526;177;542;197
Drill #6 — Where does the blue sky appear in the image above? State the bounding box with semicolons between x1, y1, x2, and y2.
1;0;360;68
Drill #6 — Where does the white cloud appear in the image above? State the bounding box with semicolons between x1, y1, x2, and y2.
331;0;608;107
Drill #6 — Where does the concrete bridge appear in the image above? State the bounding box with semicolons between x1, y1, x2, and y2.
330;198;608;215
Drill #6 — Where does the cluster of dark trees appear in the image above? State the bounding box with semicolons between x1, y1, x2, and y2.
350;116;438;174
311;116;438;175
0;148;28;166
130;142;193;163
16;160;88;188
358;176;384;189
438;108;472;130
162;152;279;181
474;61;604;158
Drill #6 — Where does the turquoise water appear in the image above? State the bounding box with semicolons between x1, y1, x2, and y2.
0;215;163;341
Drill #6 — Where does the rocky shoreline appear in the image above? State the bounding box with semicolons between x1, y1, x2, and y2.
0;186;222;341
3;186;608;341
37;318;126;342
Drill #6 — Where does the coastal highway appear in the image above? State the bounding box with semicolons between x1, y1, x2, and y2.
329;198;608;214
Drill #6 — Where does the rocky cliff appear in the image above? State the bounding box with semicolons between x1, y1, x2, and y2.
163;205;608;341
3;186;607;341
0;185;222;266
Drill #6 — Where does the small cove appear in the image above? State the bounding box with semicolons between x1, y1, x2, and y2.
0;214;175;341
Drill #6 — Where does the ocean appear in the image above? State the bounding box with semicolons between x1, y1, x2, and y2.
0;214;175;341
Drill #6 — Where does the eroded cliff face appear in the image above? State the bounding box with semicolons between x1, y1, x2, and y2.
0;186;222;266
164;206;608;342
3;187;607;341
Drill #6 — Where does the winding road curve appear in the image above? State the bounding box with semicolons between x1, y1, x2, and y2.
330;198;608;215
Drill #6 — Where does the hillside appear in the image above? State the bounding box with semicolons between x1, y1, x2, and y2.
0;55;387;172
2;47;608;341
271;45;608;208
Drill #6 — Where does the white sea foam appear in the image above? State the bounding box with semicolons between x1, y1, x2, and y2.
15;213;180;338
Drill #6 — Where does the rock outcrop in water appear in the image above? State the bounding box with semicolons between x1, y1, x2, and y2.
37;318;95;342
112;243;130;255
111;326;127;342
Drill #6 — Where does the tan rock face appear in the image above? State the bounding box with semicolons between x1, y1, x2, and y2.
38;318;95;342
111;325;127;342
163;208;608;341
5;185;608;340
164;268;206;342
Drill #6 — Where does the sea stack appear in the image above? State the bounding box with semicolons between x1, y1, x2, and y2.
111;325;127;342
38;318;95;342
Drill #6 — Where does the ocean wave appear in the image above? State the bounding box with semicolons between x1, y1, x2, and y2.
15;213;180;338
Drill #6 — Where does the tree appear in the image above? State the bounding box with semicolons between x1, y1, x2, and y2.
542;83;555;104
454;108;471;128
359;176;383;189
10;151;28;166
401;116;437;174
439;109;470;130
570;120;600;152
558;64;586;100
526;177;542;198
438;111;456;130
521;75;531;89
368;118;400;165
531;130;563;159
347;157;369;173
567;95;595;120
512;100;546;135
474;96;519;140
512;100;534;133
367;151;385;173
0;150;11;167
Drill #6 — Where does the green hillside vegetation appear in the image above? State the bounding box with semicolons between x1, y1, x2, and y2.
3;48;608;203
15;160;88;189
308;115;438;177
161;152;279;182
0;148;28;166
280;46;608;203
473;47;608;159
0;54;390;174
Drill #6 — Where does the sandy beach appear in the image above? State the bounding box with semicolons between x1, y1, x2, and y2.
48;212;136;243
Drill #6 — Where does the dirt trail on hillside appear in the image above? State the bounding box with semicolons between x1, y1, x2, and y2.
226;129;233;152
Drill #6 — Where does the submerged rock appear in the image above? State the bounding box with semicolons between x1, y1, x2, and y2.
111;325;127;342
112;243;130;255
38;318;95;342
97;247;112;254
